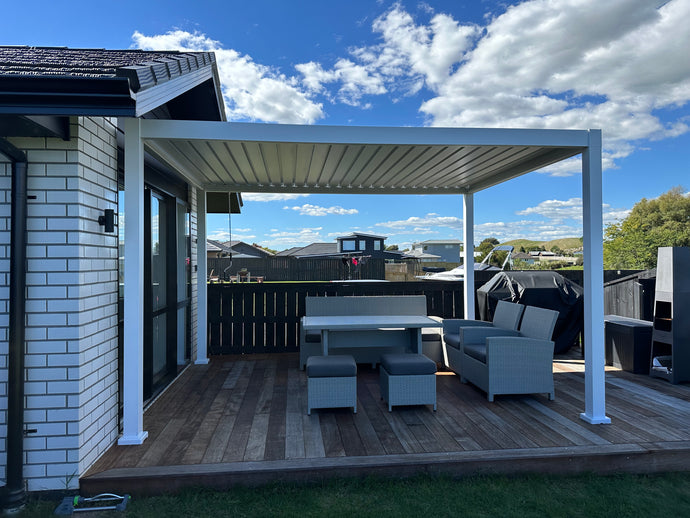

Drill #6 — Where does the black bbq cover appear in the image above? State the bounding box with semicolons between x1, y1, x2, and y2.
477;271;584;354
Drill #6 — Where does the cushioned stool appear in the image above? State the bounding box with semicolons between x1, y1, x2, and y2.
306;355;357;415
379;353;437;412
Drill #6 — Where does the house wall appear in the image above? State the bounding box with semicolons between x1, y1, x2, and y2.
415;243;461;263
0;116;120;491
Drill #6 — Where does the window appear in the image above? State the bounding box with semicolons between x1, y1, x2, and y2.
342;240;355;251
359;240;366;250
374;240;381;251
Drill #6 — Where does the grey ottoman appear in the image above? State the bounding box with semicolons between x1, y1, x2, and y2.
379;353;437;412
306;355;357;415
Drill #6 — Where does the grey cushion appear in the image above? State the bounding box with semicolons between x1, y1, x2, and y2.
422;331;441;342
443;333;461;350
306;355;357;377
380;353;437;375
463;343;487;363
304;331;321;343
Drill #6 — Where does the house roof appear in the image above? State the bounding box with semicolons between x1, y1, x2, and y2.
404;248;441;260
277;243;338;257
0;46;225;120
414;239;462;246
337;232;387;240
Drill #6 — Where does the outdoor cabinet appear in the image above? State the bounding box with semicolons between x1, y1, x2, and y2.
604;315;653;374
649;247;690;383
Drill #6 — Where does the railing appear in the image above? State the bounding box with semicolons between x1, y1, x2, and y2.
207;269;641;355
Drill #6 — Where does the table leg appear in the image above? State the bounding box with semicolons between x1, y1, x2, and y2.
415;328;422;354
322;329;329;356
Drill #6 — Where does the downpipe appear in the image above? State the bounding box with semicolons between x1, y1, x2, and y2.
0;139;28;513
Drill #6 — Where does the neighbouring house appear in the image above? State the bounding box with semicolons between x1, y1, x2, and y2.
512;251;537;265
403;248;441;262
409;239;462;262
278;232;404;260
0;46;240;498
207;239;273;259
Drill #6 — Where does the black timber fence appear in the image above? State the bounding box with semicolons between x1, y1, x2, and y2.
208;256;386;282
207;269;642;355
603;269;656;321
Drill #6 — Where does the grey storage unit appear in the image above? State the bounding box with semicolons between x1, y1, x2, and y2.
604;315;653;374
649;247;690;383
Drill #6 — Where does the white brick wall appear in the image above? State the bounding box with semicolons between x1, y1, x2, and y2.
1;116;120;491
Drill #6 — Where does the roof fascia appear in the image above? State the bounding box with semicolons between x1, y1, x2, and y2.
140;119;591;148
133;66;215;117
0;76;135;116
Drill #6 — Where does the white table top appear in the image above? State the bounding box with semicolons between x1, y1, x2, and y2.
301;315;439;331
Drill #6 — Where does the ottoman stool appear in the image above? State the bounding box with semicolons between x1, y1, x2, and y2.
379;353;437;412
306;355;357;415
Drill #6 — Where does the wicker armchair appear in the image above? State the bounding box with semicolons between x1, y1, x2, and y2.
458;305;559;402
442;300;525;374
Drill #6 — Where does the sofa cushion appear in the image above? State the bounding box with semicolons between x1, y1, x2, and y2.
306;355;357;377
443;333;461;350
380;353;437;375
463;343;487;363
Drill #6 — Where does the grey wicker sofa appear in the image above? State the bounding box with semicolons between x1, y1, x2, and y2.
442;301;525;374
458;305;559;401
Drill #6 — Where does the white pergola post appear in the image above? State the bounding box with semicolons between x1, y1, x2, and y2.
580;129;611;424
118;118;149;445
195;189;209;364
463;193;475;320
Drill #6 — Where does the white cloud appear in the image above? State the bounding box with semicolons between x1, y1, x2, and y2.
207;229;256;241
132;30;323;124
418;0;690;167
375;213;462;230
518;197;630;225
242;193;310;202
265;227;324;248
293;1;689;174
284;203;359;216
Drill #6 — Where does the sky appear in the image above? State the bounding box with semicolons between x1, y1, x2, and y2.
4;0;689;251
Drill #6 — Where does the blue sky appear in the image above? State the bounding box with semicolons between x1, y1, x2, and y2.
4;0;689;250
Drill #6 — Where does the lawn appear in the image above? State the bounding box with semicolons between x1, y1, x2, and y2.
19;472;690;517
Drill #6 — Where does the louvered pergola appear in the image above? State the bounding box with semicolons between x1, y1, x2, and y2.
119;119;610;445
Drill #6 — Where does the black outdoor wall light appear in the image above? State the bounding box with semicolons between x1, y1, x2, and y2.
98;209;115;233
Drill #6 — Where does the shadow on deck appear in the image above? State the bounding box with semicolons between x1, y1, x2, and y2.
82;352;690;495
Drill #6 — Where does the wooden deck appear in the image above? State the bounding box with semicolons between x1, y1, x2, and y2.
82;352;690;495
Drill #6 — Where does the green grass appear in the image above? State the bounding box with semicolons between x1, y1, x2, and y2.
18;472;690;517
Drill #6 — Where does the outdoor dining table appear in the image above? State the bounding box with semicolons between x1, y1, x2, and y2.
301;315;440;356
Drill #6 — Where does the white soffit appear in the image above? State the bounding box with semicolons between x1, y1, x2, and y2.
139;119;591;194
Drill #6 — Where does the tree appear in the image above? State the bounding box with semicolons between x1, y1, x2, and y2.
475;237;499;262
474;237;510;266
603;186;690;269
385;244;399;251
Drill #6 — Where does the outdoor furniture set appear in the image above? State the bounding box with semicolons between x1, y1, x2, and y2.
301;296;559;414
302;295;439;414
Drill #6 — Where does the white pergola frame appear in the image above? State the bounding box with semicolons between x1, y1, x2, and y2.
117;120;610;446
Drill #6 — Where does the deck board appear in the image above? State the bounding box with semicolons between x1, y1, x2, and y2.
83;351;690;496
